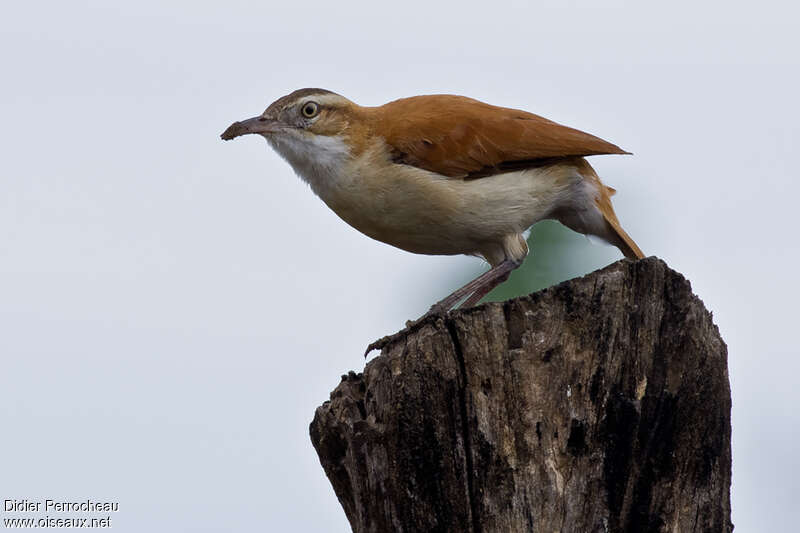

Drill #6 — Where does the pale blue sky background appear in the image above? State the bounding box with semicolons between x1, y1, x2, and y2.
1;1;798;531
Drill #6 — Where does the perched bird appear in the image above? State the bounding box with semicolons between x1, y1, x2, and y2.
221;89;644;351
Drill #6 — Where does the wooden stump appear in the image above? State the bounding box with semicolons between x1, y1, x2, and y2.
310;258;732;532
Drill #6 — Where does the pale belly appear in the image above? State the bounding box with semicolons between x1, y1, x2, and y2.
317;162;583;258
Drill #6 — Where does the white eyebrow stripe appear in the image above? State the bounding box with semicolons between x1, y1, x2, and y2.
303;93;350;107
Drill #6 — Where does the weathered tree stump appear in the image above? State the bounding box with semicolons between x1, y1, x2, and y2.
310;258;732;532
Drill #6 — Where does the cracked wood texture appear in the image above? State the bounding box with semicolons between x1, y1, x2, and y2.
310;258;732;533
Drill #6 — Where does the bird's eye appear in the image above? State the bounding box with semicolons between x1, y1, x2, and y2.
301;102;319;118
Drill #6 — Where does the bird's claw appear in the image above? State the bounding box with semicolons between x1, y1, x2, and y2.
364;310;447;358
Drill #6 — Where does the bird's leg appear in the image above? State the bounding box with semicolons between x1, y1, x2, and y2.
365;259;520;356
426;259;520;314
459;269;513;308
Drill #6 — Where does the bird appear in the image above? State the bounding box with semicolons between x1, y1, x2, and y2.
221;88;644;353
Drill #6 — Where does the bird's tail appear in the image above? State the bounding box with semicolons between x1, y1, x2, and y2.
563;158;644;260
552;158;645;260
594;183;645;260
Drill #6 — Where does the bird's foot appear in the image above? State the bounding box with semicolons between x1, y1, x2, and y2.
364;260;522;357
364;308;447;358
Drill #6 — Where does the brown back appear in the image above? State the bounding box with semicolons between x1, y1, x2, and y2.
368;95;628;179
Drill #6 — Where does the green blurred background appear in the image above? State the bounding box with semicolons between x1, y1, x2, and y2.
457;220;624;304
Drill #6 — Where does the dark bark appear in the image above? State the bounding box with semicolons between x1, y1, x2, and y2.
310;258;732;532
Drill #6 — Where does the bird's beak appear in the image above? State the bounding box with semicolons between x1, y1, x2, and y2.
220;116;282;140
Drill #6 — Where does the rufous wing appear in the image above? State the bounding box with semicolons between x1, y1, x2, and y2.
370;95;629;179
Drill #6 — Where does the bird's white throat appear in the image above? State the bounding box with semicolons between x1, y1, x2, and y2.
267;131;351;199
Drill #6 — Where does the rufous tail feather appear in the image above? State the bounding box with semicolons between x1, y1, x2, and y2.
595;185;645;260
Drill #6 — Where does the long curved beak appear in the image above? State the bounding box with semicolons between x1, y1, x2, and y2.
220;116;282;140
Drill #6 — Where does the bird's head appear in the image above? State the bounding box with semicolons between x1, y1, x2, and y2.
221;89;360;181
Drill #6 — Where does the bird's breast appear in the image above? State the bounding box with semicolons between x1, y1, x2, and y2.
307;141;582;257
